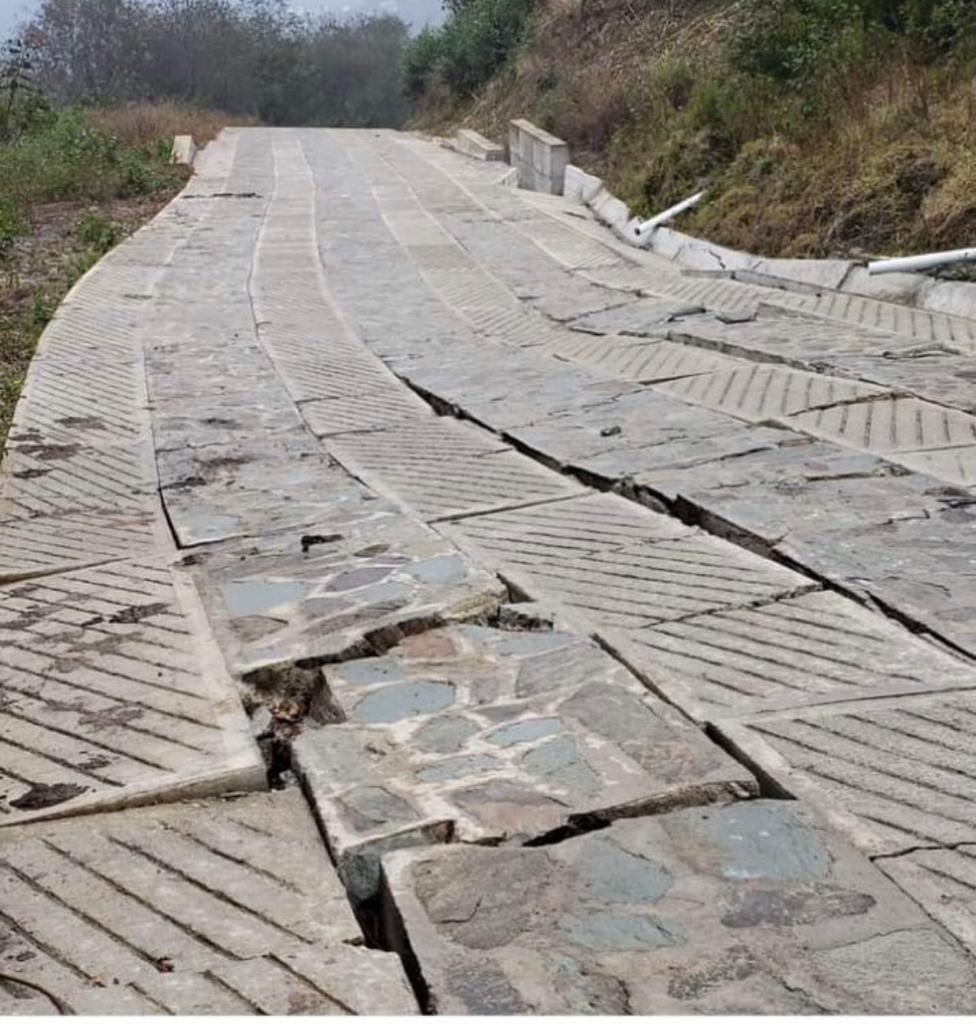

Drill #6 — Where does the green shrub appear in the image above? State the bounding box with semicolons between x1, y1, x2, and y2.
75;211;123;253
404;0;536;99
404;27;444;98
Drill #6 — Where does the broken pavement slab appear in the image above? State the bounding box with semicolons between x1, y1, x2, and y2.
293;624;755;901
0;789;418;1014
0;558;264;825
187;510;505;681
380;799;976;1014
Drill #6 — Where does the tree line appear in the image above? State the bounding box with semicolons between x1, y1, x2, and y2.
10;0;410;127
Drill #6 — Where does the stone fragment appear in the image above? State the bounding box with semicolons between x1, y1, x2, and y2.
189;511;505;679
294;625;754;901
0;791;418;1014
381;800;976;1014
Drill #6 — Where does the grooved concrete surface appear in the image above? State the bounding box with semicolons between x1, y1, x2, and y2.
2;127;976;1013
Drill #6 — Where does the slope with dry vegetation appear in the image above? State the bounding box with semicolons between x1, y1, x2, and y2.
409;0;976;261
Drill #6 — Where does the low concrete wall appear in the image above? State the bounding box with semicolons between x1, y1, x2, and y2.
453;129;505;162
559;162;976;319
508;119;569;195
171;135;197;167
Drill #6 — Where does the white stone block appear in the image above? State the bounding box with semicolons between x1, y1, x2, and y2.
171;134;197;167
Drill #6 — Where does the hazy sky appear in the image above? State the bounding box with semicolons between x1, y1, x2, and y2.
0;0;444;41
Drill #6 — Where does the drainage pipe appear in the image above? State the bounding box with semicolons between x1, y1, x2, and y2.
868;248;976;275
635;191;706;237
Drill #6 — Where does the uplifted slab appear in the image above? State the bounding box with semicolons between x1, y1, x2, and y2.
444;506;815;632
0;790;417;1014
326;417;584;522
0;557;263;824
654;362;885;423
543;335;742;385
631;437;962;537
189;509;504;680
717;689;976;857
602;589;976;722
381;799;976;1014
293;624;754;901
784;393;976;457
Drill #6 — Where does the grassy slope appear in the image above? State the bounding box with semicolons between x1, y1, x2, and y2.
413;0;976;261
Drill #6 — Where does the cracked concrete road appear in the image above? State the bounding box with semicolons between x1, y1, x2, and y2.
2;126;976;1013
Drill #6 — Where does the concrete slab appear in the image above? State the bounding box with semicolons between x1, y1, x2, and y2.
158;434;360;547
670;313;898;364
436;492;694;560
547;335;743;384
0;790;418;1014
189;511;505;680
327;418;584;522
0;559;263;824
301;388;434;438
381;800;976;1013
784;394;976;456
632;437;960;539
603;589;976;722
444;512;816;632
777;503;976;657
0;429;157;520
772;287;976;352
505;388;789;477
294;624;754;901
718;691;976;857
817;349;976;413
880;846;976;956
0;508;160;582
655;363;886;424
571;297;707;334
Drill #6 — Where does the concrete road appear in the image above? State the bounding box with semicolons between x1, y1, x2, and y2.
2;127;976;1013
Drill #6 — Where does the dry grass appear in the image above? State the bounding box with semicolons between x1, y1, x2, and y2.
88;102;258;148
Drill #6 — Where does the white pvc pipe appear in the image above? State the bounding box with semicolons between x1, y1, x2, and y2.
636;191;705;237
868;247;976;275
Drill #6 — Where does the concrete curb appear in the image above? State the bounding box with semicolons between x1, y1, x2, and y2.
452;128;505;162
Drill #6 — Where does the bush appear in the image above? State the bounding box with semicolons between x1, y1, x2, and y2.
404;27;443;99
404;0;536;99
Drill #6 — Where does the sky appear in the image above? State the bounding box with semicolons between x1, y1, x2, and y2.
0;0;444;41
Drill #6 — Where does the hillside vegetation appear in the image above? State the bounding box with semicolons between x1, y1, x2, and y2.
408;0;976;259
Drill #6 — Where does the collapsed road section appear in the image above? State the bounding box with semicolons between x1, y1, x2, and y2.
1;127;975;1014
